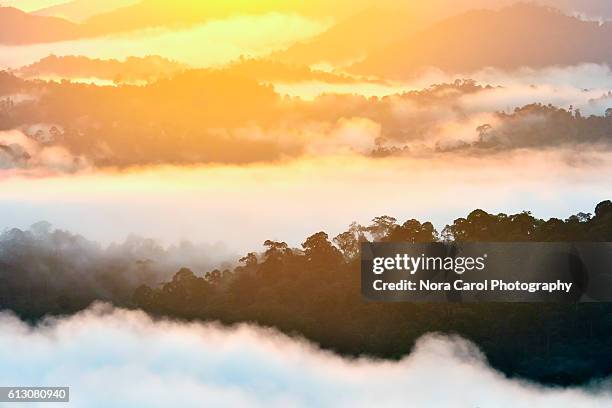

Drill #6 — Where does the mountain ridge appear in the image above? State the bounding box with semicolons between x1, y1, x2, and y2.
351;3;612;78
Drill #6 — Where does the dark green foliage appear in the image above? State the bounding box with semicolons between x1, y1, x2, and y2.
134;201;612;386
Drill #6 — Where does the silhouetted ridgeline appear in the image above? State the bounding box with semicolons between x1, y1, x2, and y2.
1;202;612;385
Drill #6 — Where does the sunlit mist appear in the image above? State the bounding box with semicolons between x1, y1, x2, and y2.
1;152;610;251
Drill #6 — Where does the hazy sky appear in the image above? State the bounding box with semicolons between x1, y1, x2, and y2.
0;0;64;11
0;13;328;69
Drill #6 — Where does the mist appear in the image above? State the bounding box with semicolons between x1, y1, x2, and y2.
279;64;612;115
0;129;88;173
0;221;233;317
0;13;327;69
0;303;608;407
1;150;611;252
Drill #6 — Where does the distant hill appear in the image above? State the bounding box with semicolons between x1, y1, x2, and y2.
0;6;79;45
82;0;319;34
79;0;421;35
32;0;139;22
351;3;612;78
221;57;383;84
16;54;374;84
271;8;421;67
1;0;299;44
16;55;187;82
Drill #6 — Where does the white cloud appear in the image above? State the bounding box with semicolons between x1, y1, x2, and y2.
1;150;611;252
277;64;612;117
0;129;88;173
234;117;380;156
0;304;609;408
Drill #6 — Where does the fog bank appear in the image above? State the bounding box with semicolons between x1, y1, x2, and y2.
1;152;610;252
0;304;609;408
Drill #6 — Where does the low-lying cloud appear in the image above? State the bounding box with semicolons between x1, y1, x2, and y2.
0;222;233;317
233;117;380;156
278;65;612;154
0;304;609;407
3;63;612;169
1;150;611;252
0;129;88;173
278;63;612;103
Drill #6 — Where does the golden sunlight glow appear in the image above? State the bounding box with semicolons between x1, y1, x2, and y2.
1;152;610;250
1;0;65;12
0;13;329;68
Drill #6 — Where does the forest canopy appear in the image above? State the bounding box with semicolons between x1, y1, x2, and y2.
1;201;612;387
